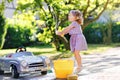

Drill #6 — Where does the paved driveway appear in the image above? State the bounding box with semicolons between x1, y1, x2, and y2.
79;47;120;80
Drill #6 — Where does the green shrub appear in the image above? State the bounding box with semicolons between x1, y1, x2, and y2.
112;23;120;42
83;22;103;44
3;19;35;49
83;22;120;44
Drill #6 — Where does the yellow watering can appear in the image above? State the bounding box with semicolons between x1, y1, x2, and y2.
53;59;74;78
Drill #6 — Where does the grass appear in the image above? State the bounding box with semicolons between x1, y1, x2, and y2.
82;43;120;55
0;44;57;56
0;43;120;59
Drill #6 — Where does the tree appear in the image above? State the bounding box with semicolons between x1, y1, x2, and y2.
0;0;13;49
98;10;116;44
0;0;7;49
0;15;6;49
15;0;119;51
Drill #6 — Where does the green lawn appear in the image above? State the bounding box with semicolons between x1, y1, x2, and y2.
0;43;120;59
81;43;120;55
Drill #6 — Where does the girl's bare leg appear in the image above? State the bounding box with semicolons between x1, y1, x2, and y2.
74;50;82;72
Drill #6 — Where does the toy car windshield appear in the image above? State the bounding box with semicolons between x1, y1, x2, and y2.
12;52;33;58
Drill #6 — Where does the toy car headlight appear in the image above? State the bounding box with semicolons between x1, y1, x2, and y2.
45;58;50;66
21;60;28;67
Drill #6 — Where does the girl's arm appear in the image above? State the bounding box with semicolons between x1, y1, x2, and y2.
56;25;75;36
61;26;73;35
56;21;76;36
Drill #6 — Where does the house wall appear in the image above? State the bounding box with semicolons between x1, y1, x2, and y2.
0;0;17;18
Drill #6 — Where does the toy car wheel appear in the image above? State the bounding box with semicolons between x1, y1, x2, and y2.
41;71;47;75
0;70;4;75
11;66;19;78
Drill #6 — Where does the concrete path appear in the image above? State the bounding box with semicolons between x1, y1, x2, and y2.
79;47;120;80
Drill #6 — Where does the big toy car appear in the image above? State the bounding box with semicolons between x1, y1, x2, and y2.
0;46;50;78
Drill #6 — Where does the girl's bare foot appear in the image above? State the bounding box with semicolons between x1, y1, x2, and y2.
74;66;82;74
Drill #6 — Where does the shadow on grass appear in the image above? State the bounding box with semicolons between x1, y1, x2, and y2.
50;53;73;60
28;44;52;49
88;43;120;49
33;51;57;55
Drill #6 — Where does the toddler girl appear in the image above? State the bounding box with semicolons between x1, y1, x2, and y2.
56;10;88;73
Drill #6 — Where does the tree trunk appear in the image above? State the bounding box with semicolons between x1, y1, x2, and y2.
52;38;60;51
52;35;70;51
0;14;6;49
107;22;112;44
57;36;70;50
102;22;112;44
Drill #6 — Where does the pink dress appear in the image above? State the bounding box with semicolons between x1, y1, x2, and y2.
68;21;88;52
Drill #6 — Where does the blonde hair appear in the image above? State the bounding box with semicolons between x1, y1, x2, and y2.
70;10;83;25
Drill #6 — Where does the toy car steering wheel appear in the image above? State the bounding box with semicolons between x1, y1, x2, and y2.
16;46;26;53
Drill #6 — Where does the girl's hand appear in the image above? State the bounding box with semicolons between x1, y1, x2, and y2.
56;31;62;35
56;31;64;37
